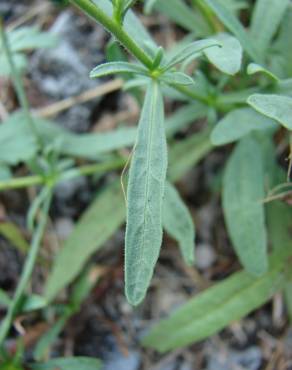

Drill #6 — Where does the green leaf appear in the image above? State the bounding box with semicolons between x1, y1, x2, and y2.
0;222;29;254
204;33;242;75
5;26;58;52
247;94;292;130
250;0;289;55
160;71;194;86
92;0;158;54
29;357;102;370
270;8;292;78
142;254;285;352
125;81;167;306
90;61;147;78
223;136;268;275
165;39;220;69
247;63;279;81
0;289;11;307
45;181;125;302
21;295;47;313
0;53;27;77
211;107;277;145
148;0;211;35
0;113;37;164
44;128;212;301
163;182;195;265
202;0;260;63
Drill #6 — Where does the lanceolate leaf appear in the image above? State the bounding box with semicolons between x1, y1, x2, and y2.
204;33;242;75
223;136;268;275
165;39;220;69
45;129;212;302
90;61;147;78
250;0;289;56
211;107;277;145
125;81;168;306
142;254;285;352
248;94;292;130
163;182;195;265
202;0;260;63
247;63;279;82
30;357;102;370
160;72;194;86
45;181;125;302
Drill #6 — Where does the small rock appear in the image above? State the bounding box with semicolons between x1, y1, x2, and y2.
55;218;74;240
207;346;262;370
196;243;216;270
102;351;141;370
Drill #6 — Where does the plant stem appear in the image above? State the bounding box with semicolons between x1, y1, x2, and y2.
0;158;126;192
0;191;52;347
0;19;42;147
69;0;224;107
70;0;154;69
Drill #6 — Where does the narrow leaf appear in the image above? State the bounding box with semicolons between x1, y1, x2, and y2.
165;39;220;69
248;94;292;130
125;81;167;306
90;61;147;78
45;129;211;301
29;357;102;370
160;72;194;86
163;182;195;265
143;255;285;352
211;107;277;145
45;181;125;302
204;33;242;75
223;136;268;275
250;0;289;55
247;63;279;81
202;0;260;62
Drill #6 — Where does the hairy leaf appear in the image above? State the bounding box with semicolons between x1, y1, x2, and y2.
223;136;268;275
125;81;167;306
160;71;194;86
211;107;277;145
248;94;292;130
250;0;289;55
45;181;125;301
45;129;212;301
163;182;195;265
143;254;284;352
204;33;242;75
202;0;260;63
247;63;279;81
165;39;219;69
90;61;147;78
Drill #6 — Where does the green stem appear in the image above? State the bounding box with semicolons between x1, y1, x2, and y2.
0;19;42;147
69;0;224;107
0;191;52;347
69;0;154;69
0;158;126;192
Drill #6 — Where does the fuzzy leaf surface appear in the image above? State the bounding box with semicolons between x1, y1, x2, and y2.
125;81;167;306
223;136;268;275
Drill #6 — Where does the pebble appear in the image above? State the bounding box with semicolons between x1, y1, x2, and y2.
195;243;216;270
